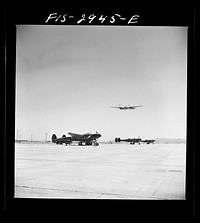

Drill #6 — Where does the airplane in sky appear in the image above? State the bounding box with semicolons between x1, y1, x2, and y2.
111;104;143;110
52;131;101;146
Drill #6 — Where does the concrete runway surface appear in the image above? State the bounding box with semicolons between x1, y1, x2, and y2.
15;143;186;199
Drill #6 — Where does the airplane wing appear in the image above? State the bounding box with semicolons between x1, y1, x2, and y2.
68;132;82;137
68;132;92;140
129;105;143;109
111;106;120;108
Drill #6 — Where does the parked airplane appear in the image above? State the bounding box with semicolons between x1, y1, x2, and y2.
111;104;143;110
115;137;155;145
52;132;101;146
115;137;142;145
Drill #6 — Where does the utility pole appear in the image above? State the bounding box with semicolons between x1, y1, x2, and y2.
45;132;47;143
31;134;32;142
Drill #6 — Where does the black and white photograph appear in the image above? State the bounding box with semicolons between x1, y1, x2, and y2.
14;24;188;200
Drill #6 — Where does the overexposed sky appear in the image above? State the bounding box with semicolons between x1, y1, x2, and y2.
16;25;187;141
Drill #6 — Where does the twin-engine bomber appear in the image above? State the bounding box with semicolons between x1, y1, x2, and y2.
111;104;143;110
52;132;101;146
115;137;155;145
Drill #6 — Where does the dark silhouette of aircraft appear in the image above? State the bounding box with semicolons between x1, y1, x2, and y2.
115;137;155;145
115;137;142;145
52;132;101;146
111;104;143;110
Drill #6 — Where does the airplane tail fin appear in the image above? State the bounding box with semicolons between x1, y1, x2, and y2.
52;134;57;143
115;137;121;143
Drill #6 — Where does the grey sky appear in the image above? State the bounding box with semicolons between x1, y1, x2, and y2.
16;25;187;141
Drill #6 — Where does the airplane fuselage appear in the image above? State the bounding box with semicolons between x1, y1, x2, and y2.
141;139;155;144
115;137;142;144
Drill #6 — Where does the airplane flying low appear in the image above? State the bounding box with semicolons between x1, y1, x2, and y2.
115;137;155;145
52;132;101;146
111;104;143;110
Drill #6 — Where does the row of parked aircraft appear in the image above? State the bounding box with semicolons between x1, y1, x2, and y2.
52;132;155;147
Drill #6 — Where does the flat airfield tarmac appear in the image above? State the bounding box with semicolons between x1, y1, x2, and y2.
15;142;186;199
